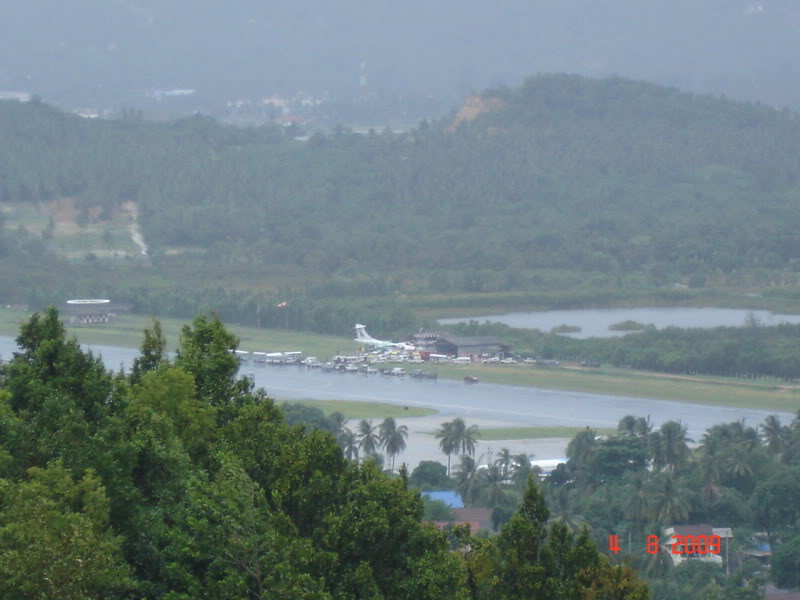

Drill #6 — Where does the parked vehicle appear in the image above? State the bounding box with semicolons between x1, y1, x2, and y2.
390;367;406;376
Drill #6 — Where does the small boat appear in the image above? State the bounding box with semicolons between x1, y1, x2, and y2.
464;376;479;384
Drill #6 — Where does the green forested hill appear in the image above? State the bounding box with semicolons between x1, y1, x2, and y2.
2;75;800;332
2;75;800;278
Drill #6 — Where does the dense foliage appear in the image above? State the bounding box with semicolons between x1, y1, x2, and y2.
446;318;800;379
394;412;800;599
0;309;648;599
3;75;800;281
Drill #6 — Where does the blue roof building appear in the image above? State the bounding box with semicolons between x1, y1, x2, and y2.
422;491;464;508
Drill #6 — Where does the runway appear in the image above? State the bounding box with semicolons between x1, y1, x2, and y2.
1;336;792;441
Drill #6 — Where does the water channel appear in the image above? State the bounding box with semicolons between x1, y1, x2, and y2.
438;307;800;339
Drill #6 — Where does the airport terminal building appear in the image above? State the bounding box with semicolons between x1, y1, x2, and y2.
409;331;510;358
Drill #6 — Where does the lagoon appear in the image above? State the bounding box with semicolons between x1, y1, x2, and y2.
438;307;800;338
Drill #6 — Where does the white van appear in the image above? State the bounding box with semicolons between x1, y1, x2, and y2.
453;356;472;365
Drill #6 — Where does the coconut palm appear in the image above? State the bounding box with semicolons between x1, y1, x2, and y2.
379;417;408;472
454;454;483;506
725;443;754;482
340;427;359;462
479;463;511;508
761;415;788;457
494;448;513;479
449;418;480;459
697;451;723;504
357;419;381;458
656;421;693;473
648;473;689;527
622;471;649;553
435;421;457;476
511;453;535;490
548;487;585;533
329;411;348;442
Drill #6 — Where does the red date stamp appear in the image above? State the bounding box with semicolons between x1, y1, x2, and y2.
608;534;721;555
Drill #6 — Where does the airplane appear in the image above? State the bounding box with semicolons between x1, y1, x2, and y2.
354;324;415;350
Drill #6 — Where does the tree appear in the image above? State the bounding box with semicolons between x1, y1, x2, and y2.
648;472;689;527
622;471;649;535
751;467;800;545
357;419;381;458
130;318;168;385
174;313;247;409
339;427;359;462
436;420;457;476
548;486;586;534
772;534;800;589
379;417;408;472
410;460;451;490
511;453;536;490
654;420;693;473
447;418;480;460
0;463;134;599
566;428;596;471
171;453;329;599
761;415;789;459
455;455;482;507
479;463;512;509
495;447;513;479
130;367;216;462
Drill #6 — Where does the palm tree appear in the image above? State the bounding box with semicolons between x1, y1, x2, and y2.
761;415;788;457
548;487;585;533
511;453;534;490
450;418;480;459
648;473;689;527
329;411;348;442
725;443;754;482
435;421;457;476
622;472;649;553
657;421;693;473
697;450;723;504
494;447;513;479
357;419;381;458
479;463;510;508
379;417;408;472
454;454;482;506
340;427;359;462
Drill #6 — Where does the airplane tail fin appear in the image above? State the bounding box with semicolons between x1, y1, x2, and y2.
354;324;376;343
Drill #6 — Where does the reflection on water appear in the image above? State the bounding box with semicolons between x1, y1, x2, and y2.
438;307;800;338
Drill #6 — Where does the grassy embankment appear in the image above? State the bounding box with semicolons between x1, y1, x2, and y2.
474;426;617;441
2;309;798;414
281;399;435;419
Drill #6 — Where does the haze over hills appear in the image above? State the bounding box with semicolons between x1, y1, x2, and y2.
2;1;800;120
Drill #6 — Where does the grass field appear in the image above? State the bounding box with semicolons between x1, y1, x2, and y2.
278;399;436;419
476;426;617;440
420;363;800;413
0;310;356;358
